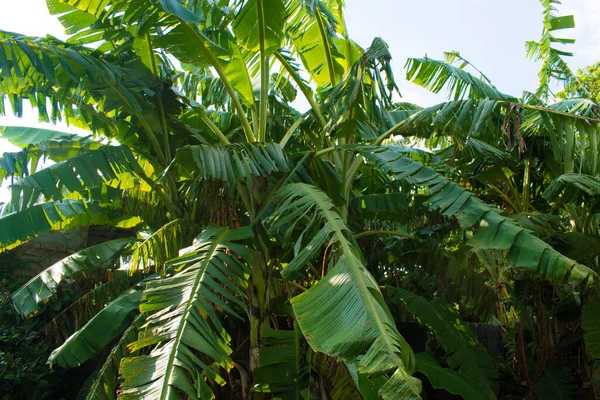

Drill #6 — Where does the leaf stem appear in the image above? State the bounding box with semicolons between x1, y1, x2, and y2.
257;0;269;142
146;32;172;163
274;51;327;128
354;230;416;240
522;157;531;211
193;107;230;145
181;22;256;143
488;183;520;212
279;116;305;148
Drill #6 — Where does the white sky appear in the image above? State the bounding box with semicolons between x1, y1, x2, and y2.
0;0;599;201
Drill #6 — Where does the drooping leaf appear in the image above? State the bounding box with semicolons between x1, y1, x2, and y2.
79;315;143;400
544;173;600;202
119;225;253;399
10;146;143;210
0;30;147;136
414;353;493;400
0;199;111;252
48;285;143;368
534;365;578;400
405;57;514;101
269;183;422;399
10;238;132;318
387;288;497;399
173;143;290;185
361;146;596;284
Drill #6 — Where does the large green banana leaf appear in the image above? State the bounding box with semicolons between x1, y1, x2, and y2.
414;353;493;400
48;286;143;368
285;0;361;89
0;199;111;252
233;0;285;56
216;33;256;108
119;225;253;399
405;57;514;101
387;288;497;399
173;143;290;184
269;183;422;399
11;238;132;318
254;326;309;396
10;146;142;210
0;126;104;178
0;126;98;148
0;30;145;133
361;146;596;283
79;315;143;400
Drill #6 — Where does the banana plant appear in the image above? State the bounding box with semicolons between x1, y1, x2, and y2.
0;0;598;398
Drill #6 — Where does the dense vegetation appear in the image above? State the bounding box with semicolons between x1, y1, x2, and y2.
559;61;600;103
0;0;599;398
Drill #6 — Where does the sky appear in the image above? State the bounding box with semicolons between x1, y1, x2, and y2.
343;0;600;105
0;0;599;201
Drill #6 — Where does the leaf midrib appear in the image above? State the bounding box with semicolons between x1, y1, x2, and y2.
302;186;418;394
159;228;231;399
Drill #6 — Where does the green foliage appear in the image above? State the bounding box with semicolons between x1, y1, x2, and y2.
173;143;290;184
405;57;513;101
534;366;578;400
254;326;309;396
414;353;492;400
270;183;421;399
583;296;600;359
11;238;132;318
0;254;78;400
119;226;253;399
10;146;143;210
387;288;497;399
526;0;576;99
0;200;111;252
0;324;58;399
48;286;143;368
128;219;185;273
80;315;143;400
558;61;600;103
361;146;596;283
233;0;285;56
0;0;598;397
42;271;138;344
